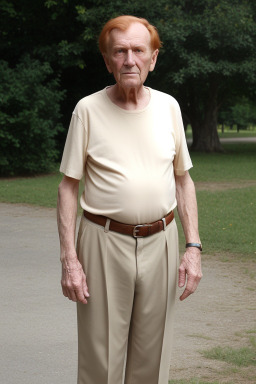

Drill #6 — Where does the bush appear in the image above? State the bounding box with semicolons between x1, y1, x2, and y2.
0;55;65;175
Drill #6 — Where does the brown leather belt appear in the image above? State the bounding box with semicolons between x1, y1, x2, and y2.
83;210;174;238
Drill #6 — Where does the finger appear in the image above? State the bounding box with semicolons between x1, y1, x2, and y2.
187;273;201;291
61;276;76;301
83;287;90;298
80;283;90;304
75;287;88;304
179;275;201;301
67;289;78;302
178;265;186;288
81;273;90;297
76;295;88;304
82;281;90;298
62;286;68;298
179;288;191;301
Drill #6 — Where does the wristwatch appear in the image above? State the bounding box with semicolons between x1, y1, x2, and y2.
186;242;202;252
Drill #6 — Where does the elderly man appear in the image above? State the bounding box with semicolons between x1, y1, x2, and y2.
57;15;202;384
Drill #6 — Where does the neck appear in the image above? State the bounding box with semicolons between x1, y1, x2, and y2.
107;84;150;111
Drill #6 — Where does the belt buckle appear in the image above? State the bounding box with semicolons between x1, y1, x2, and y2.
133;224;151;238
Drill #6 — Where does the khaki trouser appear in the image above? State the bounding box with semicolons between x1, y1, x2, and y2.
76;215;179;384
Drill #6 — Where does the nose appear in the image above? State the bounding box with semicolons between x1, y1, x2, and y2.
124;50;135;67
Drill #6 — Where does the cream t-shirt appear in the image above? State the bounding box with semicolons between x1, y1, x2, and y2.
60;87;192;224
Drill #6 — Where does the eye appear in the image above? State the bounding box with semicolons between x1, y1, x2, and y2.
115;48;125;54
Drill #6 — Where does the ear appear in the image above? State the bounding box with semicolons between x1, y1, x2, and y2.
149;49;159;72
103;53;113;74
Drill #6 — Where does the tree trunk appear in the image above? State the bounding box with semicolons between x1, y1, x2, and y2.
190;82;223;152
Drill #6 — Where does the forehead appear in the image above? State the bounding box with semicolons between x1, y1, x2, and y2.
108;22;151;49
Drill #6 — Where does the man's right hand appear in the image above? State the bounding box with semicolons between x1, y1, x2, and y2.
61;259;90;304
57;175;89;304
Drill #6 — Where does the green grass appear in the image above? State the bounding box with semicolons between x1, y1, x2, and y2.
190;143;256;182
202;345;256;367
168;333;256;383
0;173;84;208
201;333;256;368
0;173;63;208
169;381;221;384
186;142;256;257
204;345;256;367
185;125;256;139
219;131;256;138
176;184;256;257
246;330;256;334
197;186;256;256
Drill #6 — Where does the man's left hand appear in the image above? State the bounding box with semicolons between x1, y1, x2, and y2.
178;247;202;301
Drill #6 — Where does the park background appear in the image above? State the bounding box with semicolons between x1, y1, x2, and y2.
0;1;255;384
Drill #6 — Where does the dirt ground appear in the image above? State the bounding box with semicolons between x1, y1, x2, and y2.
172;255;256;383
195;180;256;192
0;202;255;384
172;180;256;383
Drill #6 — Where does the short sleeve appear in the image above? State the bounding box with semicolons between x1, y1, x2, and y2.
173;103;193;176
59;113;88;180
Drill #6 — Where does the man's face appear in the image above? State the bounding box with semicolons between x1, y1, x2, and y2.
103;22;159;90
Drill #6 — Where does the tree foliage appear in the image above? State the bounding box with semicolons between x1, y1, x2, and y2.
219;97;256;130
54;0;256;152
0;56;65;175
153;0;256;151
1;0;256;175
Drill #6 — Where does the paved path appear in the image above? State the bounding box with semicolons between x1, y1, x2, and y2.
0;204;76;384
1;203;255;383
219;137;256;143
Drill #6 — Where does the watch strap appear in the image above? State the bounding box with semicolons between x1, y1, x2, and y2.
186;242;202;251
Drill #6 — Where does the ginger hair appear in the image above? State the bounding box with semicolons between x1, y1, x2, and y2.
99;15;162;53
